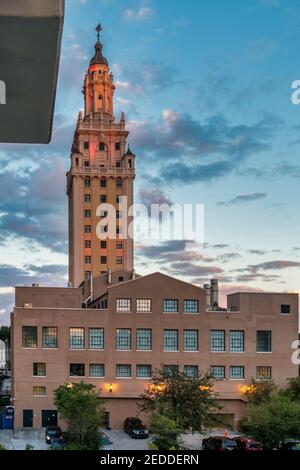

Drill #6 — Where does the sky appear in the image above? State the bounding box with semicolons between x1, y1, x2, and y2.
1;0;300;323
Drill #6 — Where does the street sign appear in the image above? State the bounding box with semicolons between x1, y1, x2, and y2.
0;0;64;143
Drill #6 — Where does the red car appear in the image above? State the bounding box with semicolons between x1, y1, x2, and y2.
234;437;263;451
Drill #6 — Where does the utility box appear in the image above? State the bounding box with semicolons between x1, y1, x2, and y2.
0;0;64;143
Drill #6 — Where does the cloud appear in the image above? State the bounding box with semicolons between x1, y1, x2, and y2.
0;264;67;287
0;292;14;325
217;193;267;206
273;162;300;180
247;249;268;255
247;260;300;273
138;188;173;210
123;1;154;21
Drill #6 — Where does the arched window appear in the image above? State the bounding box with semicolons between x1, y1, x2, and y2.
99;142;106;151
128;159;132;169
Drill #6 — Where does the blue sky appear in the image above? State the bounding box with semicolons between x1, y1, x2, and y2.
1;0;300;323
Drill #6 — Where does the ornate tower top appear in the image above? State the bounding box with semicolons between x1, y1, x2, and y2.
90;24;108;67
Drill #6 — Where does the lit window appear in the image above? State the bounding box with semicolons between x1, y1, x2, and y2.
116;298;131;312
137;299;152;312
116;329;131;350
70;363;85;377
164;330;178;351
210;365;225;380
42;327;58;349
184;300;199;313
256;331;272;352
33;363;46;377
33;386;46;396
69;328;85;349
116;364;131;378
89;364;105;377
136;365;151;378
210;330;225;352
163;299;178;313
183;330;199;351
229;331;244;352
229;366;244;380
136;329;152;350
256;366;272;380
184;365;198;378
89;328;104;350
22;326;37;348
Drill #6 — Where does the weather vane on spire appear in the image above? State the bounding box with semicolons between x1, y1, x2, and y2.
96;23;102;42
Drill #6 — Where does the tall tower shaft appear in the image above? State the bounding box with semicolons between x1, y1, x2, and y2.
67;25;135;287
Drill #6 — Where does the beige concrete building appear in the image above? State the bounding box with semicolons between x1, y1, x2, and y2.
11;26;299;431
11;272;298;429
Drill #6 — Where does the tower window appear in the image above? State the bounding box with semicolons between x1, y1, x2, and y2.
85;225;91;233
100;194;107;203
100;178;107;188
84;142;89;150
128;159;132;169
84;160;90;167
85;256;91;264
116;178;122;188
116;210;122;219
101;241;107;249
85;210;91;218
115;142;121;151
116;161;121;168
75;157;79;166
101;256;107;264
85;194;91;203
116;241;123;249
99;142;106;151
85;240;91;249
84;178;91;188
116;256;123;265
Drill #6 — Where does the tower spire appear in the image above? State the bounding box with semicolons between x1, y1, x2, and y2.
96;23;102;42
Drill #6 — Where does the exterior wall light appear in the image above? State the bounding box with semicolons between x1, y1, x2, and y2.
109;384;113;393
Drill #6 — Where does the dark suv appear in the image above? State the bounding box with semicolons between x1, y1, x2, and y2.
124;417;149;439
45;426;62;444
202;436;237;451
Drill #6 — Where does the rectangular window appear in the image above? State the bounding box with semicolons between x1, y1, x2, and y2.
184;365;199;378
89;328;104;350
115;142;121;151
281;304;290;314
22;326;37;348
164;330;178;351
136;329;152;350
84;160;90;167
85;194;91;203
256;366;272;380
136;364;152;378
116;298;131;312
184;299;199;313
229;330;245;352
116;241;123;249
116;179;122;188
116;364;131;378
84;178;91;188
42;327;58;349
70;363;85;377
116;256;123;265
184;330;199;351
210;330;225;352
100;179;107;188
89;364;105;378
33;386;46;396
229;366;245;380
163;365;178;377
85;240;91;249
84;141;89;150
163;299;178;313
69;328;85;349
116;161;121;168
211;365;225;380
116;329;131;350
137;299;152;312
100;194;107;203
85;225;91;233
85;210;91;218
33;363;46;377
256;331;272;352
101;256;107;264
100;240;107;249
85;256;91;264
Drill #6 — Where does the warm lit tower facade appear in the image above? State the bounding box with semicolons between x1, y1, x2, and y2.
67;25;135;287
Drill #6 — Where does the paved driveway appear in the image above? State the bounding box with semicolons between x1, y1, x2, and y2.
105;430;150;450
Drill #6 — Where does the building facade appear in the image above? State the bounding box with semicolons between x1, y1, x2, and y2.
11;273;298;429
11;26;299;431
67;26;135;287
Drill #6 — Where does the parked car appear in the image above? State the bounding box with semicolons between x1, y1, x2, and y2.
45;425;62;444
124;417;149;439
202;436;237;451
234;437;263;451
279;440;300;451
50;437;65;450
100;433;114;450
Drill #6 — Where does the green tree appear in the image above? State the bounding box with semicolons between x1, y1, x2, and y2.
0;326;10;345
0;443;7;450
282;377;300;401
54;382;105;450
149;414;181;450
140;368;220;433
240;394;300;449
242;378;276;405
